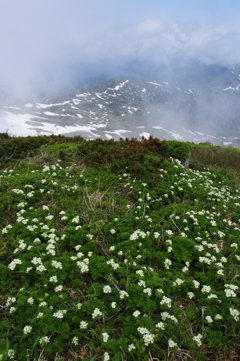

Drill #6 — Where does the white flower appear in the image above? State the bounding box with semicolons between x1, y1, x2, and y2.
92;308;103;319
110;229;116;234
161;311;169;321
8;350;15;359
155;322;165;330
49;275;58;283
6;297;16;306
51;260;63;269
133;310;141;317
39;336;50;345
23;325;32;334
137;327;150;334
103;352;110;361
206;315;213;323
111;302;116;308
128;343;136;351
164;258;172;269
31;257;42;265
225;289;237;297
229;308;240;321
27;297;34;305
119;290;129;299
195;245;204;252
138;280;146;287
8;258;22;270
72;216;80;223
187;292;195;299
143;288;152;296
103;285;112;293
55;285;63;292
160;296;171;308
80;321;88;329
72;336;78;345
201;285;211;293
168;339;178;348
86;234;93;240
136;270;144;277
207;294;218;299
53;310;66;318
39;301;47;307
225;284;238;290
102;332;109;342
107;259;119;270
169;315;178;323
143;333;155;346
173;278;184;286
36;264;47;272
193;280;200;288
192;334;202;346
37;312;44;318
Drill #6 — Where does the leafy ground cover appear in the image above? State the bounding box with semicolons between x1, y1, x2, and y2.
0;137;240;360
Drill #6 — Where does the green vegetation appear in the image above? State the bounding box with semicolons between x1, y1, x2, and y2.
0;135;240;360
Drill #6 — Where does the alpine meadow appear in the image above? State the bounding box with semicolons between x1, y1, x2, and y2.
0;134;240;361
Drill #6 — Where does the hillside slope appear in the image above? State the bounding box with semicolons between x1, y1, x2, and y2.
0;136;240;360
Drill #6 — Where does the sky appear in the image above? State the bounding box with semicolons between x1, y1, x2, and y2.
1;0;240;101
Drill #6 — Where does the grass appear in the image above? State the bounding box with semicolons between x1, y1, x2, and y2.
190;143;240;185
0;135;240;361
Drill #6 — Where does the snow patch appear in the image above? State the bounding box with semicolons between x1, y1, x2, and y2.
4;112;37;136
44;111;59;116
36;101;70;109
139;132;150;139
105;133;113;139
95;93;105;100
114;129;132;137
147;81;162;87
113;80;129;91
76;93;91;97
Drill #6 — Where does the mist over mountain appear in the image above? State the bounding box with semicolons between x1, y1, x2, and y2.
1;60;240;146
1;0;240;144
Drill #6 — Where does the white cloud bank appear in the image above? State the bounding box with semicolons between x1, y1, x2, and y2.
0;0;240;102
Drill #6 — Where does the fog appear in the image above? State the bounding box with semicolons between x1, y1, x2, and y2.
1;0;240;140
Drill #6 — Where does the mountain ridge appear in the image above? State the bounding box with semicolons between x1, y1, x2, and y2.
1;63;240;146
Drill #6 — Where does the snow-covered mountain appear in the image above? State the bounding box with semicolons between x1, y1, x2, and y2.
2;63;240;146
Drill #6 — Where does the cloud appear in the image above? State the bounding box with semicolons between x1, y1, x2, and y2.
112;21;240;65
0;0;240;103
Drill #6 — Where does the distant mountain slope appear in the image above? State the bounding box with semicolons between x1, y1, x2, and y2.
2;63;240;146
